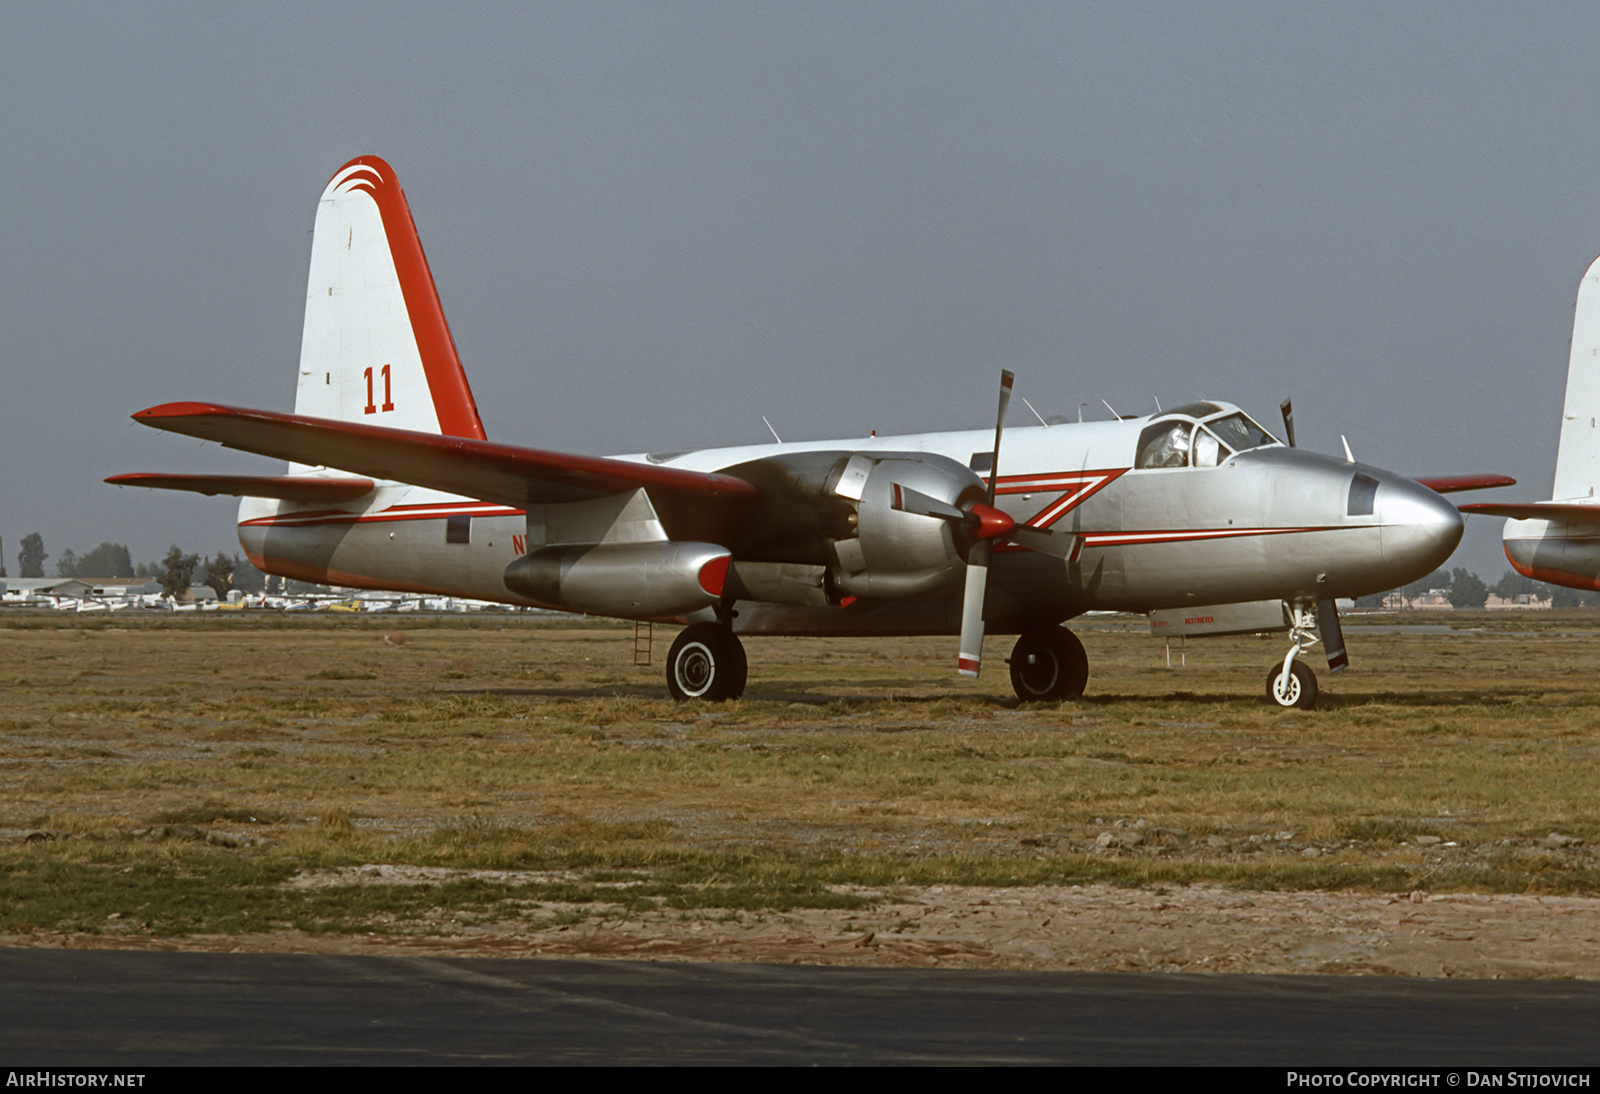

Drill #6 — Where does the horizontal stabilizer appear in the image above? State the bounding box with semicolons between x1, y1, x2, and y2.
105;472;376;503
1460;500;1600;524
129;402;760;509
1413;474;1517;494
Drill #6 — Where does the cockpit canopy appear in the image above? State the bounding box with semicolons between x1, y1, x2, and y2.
1135;405;1280;470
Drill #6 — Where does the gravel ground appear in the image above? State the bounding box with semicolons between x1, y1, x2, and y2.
11;878;1600;979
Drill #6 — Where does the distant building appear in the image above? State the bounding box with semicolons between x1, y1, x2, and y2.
1380;589;1553;610
1485;593;1551;610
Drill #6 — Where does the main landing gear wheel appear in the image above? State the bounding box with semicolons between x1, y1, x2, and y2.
666;623;747;702
1008;627;1089;702
1265;659;1317;710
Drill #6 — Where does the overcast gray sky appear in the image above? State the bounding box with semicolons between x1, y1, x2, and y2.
2;2;1591;578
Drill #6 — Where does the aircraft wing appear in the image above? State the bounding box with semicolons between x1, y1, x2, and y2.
1460;500;1600;523
105;473;377;503
1413;474;1518;494
124;402;761;509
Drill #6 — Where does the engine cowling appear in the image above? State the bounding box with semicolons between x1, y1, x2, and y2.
827;453;987;600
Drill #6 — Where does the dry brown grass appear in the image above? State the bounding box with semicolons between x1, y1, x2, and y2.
2;609;1598;940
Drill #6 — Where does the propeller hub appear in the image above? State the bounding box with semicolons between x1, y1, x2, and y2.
968;503;1015;541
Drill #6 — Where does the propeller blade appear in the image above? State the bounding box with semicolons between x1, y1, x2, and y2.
957;369;1014;678
987;371;1015;504
895;488;1015;540
1009;526;1081;560
1279;398;1296;448
958;541;992;677
891;483;967;522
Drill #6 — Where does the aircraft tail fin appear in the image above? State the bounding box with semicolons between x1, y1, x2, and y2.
291;157;486;469
1551;254;1600;500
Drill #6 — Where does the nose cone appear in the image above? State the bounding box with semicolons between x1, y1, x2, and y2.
1376;476;1463;581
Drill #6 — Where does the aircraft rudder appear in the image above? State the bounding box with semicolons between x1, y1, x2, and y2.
1551;253;1600;500
292;156;486;444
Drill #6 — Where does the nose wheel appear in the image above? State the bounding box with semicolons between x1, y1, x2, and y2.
666;623;747;701
1265;659;1317;709
1263;603;1327;710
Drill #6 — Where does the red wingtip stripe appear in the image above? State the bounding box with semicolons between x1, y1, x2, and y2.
132;400;230;422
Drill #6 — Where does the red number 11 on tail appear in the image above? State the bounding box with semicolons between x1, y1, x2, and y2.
363;364;395;414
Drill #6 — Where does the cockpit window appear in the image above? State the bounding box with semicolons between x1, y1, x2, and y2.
1137;410;1278;470
1348;473;1378;516
1208;413;1276;452
1192;427;1227;467
1136;422;1192;469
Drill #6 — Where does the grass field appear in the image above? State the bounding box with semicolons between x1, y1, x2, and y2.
2;610;1597;941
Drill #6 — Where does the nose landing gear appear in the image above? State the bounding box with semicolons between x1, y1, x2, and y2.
1265;602;1335;710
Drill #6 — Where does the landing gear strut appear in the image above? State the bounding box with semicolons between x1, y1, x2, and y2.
666;623;747;701
1007;626;1089;702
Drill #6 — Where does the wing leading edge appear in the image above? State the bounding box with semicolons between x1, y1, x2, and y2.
122;401;760;510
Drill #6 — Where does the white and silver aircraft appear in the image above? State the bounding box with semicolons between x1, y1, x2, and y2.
110;157;1498;708
1462;253;1600;589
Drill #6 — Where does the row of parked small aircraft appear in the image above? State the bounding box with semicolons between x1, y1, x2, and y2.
8;590;510;614
108;157;1598;709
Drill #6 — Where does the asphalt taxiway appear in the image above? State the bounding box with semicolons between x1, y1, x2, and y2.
3;951;1598;1065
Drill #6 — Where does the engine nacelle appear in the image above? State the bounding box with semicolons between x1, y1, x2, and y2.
828;452;986;600
503;541;731;618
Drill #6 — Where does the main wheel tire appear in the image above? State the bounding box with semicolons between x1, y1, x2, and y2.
666;623;746;701
1008;627;1089;702
1265;659;1318;710
722;632;748;699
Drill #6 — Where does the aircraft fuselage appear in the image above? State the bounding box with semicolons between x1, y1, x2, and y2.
117;155;1476;707
1503;518;1600;591
237;406;1463;637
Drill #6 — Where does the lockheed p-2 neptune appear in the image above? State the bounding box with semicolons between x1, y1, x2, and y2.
110;157;1500;708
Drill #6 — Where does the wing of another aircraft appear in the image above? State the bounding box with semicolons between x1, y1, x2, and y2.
123;401;760;509
1413;474;1518;494
1460;500;1600;523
